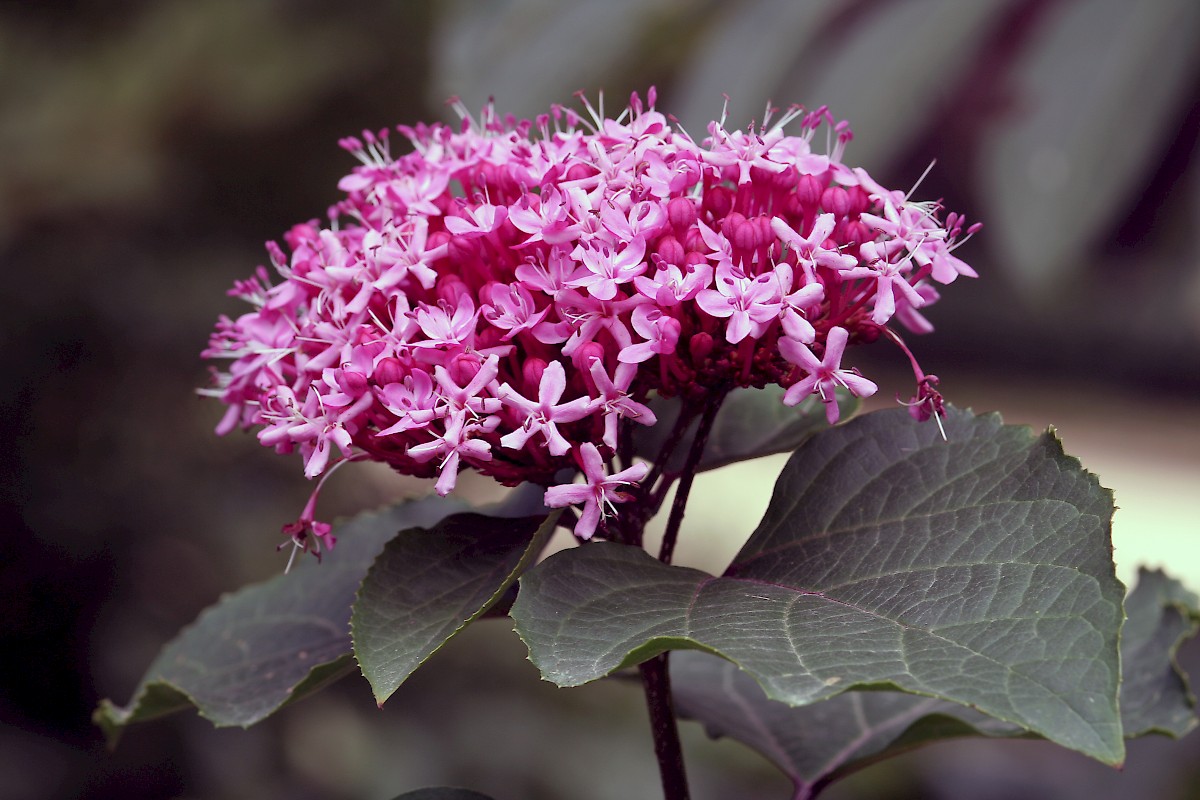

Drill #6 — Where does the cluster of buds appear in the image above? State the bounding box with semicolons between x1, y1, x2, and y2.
203;89;978;550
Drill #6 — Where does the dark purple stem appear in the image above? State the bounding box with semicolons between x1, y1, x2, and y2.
636;389;727;800
640;654;690;800
657;390;725;564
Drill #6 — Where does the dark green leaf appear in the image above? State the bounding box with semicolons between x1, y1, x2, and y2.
95;494;466;744
672;651;1020;800
632;385;859;473
389;789;498;800
353;511;558;705
513;407;1125;764
94;485;546;744
671;569;1199;797
1120;568;1200;737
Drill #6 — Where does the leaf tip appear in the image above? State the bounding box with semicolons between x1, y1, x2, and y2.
92;699;126;750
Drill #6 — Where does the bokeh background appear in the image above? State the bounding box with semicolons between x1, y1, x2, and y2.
4;1;1200;798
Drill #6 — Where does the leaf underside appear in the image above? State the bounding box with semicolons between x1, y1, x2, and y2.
671;567;1199;799
513;407;1126;765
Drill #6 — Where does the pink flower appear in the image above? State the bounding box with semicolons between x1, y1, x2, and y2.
779;327;878;423
544;443;651;539
497;361;593;456
567;236;648;301
695;262;781;343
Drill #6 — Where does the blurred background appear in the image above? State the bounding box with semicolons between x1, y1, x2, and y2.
4;1;1199;798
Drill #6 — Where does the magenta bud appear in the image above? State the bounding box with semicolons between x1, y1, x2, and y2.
447;235;478;262
796;174;824;208
655;235;685;266
564;163;595;182
284;221;320;250
842;219;871;246
720;211;747;241
689;332;714;361
846;186;870;216
375;357;404;386
732;217;758;253
340;370;369;395
773;165;799;190
666;196;697;232
478;280;504;306
684;250;708;267
704;186;734;220
522;357;548;389
426;230;452;251
748;164;774;185
754;215;772;246
436;275;470;304
821;186;850;217
449;352;483;385
572;341;606;374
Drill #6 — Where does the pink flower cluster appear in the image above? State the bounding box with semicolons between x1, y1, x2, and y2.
204;90;977;545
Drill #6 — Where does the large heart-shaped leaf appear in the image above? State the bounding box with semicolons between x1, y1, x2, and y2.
512;407;1124;764
353;510;558;705
632;385;858;474
671;568;1199;799
94;493;467;744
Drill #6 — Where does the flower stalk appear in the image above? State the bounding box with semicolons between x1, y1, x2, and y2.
640;653;690;800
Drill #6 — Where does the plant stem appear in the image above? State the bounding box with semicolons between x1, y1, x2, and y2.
640;654;690;800
657;390;725;564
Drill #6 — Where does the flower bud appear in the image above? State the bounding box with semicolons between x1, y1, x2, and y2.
846;185;870;216
572;341;606;375
688;332;714;361
437;275;470;305
374;357;404;386
704;185;734;220
522;357;548;390
796;174;824;209
666;196;697;233
655;235;685;266
821;186;850;217
448;352;483;385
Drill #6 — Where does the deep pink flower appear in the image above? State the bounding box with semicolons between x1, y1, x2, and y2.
497;361;593;456
544;443;651;539
779;327;878;423
696;262;781;343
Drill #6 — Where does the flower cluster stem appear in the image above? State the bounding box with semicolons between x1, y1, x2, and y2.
657;390;726;564
640;653;690;800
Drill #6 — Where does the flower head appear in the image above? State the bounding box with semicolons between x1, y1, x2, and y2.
204;91;977;546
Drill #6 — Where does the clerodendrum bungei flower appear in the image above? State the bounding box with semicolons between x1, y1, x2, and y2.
202;89;978;555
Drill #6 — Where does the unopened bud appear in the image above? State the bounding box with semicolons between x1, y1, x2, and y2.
704;186;734;220
655;235;685;266
688;332;714;361
666;196;697;233
437;275;470;305
374;357;404;386
821;186;850;217
522;357;548;389
449;352;483;385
